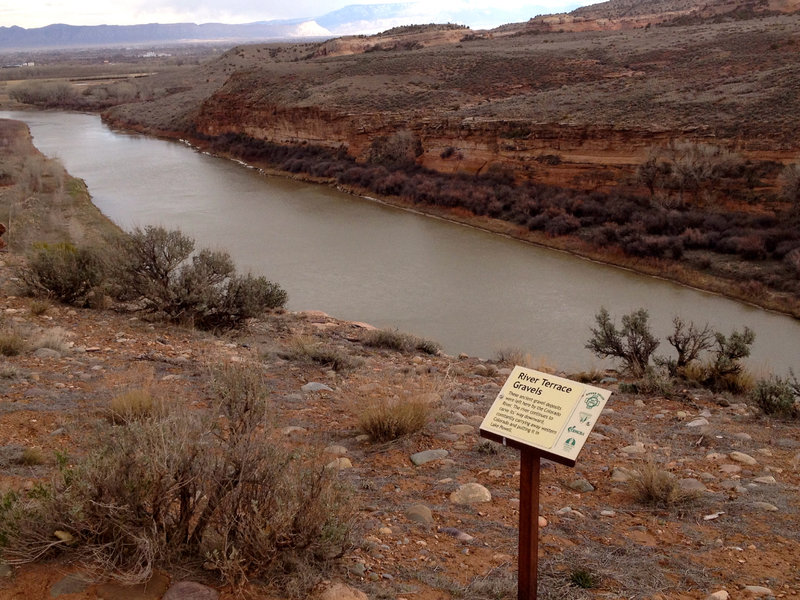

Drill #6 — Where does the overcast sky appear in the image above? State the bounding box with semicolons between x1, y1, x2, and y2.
1;0;587;29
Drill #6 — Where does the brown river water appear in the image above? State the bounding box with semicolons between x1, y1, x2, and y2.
4;110;799;374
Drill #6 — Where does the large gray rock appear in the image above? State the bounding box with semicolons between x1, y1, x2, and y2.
410;449;449;465
450;483;492;504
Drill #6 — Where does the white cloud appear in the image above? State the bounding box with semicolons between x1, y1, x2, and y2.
1;0;583;29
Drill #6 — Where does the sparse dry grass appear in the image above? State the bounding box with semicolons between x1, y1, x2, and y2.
108;388;158;424
31;327;71;354
358;397;432;442
629;461;699;508
281;336;363;371
0;329;26;356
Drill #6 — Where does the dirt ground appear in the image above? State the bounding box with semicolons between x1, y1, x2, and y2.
0;274;799;599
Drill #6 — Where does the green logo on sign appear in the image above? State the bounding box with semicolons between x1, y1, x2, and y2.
584;392;602;409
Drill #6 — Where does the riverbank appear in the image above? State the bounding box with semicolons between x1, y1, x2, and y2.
104;114;800;322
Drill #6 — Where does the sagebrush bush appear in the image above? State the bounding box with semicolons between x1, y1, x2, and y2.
750;374;799;418
586;307;659;377
20;242;106;306
116;226;287;329
361;328;441;355
0;363;351;591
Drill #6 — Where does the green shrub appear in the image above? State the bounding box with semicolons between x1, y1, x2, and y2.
116;226;287;329
0;363;351;591
703;327;755;392
586;307;659;377
20;242;106;306
569;568;599;589
362;328;440;355
750;374;799;418
662;316;714;376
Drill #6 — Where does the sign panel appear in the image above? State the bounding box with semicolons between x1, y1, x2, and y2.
480;366;611;466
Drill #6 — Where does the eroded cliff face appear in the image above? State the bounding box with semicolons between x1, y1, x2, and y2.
193;94;791;190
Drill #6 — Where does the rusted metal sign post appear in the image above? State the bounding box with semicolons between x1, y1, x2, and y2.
479;367;611;600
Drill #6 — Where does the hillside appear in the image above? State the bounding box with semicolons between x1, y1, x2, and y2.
78;1;800;319
1;120;800;600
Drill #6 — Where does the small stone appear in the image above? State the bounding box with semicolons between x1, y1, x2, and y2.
753;476;777;484
450;483;491;504
611;466;636;482
706;452;726;461
719;464;742;474
449;424;474;435
686;417;709;428
567;478;595;493
677;478;707;493
538;516;548;527
34;348;61;359
634;399;645;407
302;382;333;393
282;426;307;437
405;504;434;524
378;527;393;536
676;410;689;418
732;432;753;442
316;582;369;600
324;445;348;455
410;449;449;465
706;591;729;600
620;442;646;455
326;457;352;470
742;586;774;597
729;451;758;466
752;501;778;512
601;510;616;517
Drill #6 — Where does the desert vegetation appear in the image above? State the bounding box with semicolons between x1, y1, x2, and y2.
18;225;287;330
0;364;351;591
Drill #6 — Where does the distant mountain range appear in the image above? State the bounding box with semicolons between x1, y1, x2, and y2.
0;2;580;50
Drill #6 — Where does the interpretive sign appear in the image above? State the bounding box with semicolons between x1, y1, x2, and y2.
480;367;611;600
480;366;611;467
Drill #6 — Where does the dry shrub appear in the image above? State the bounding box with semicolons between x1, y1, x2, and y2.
29;300;50;316
19;447;45;466
0;363;351;592
108;388;158;424
31;327;71;353
358;397;432;442
0;329;26;357
494;346;534;368
629;461;697;508
281;336;363;371
361;328;441;355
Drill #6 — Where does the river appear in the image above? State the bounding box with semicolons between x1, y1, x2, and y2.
3;110;799;374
